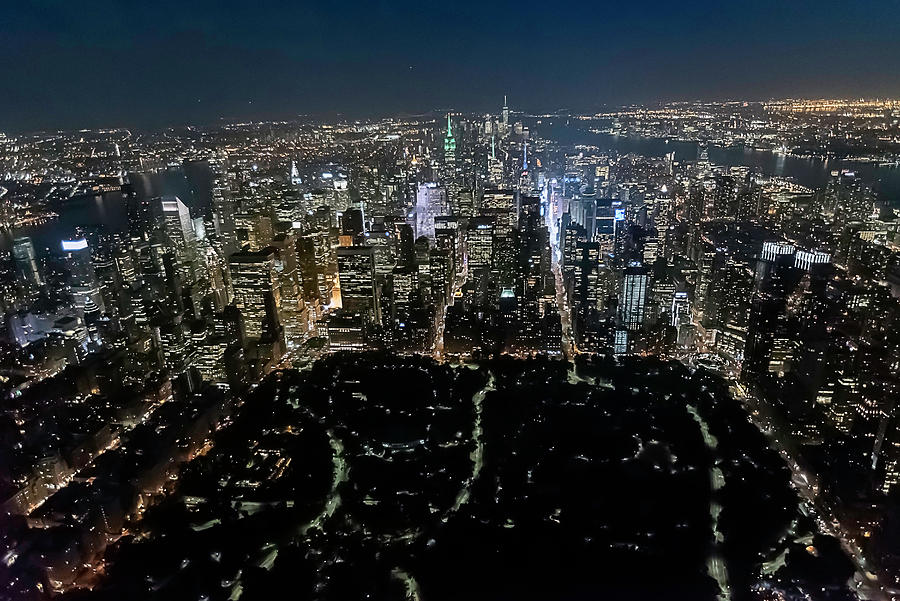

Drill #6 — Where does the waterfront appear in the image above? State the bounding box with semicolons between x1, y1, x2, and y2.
534;120;900;201
0;162;213;253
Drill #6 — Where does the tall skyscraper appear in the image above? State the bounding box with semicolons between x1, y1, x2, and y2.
61;238;105;314
488;135;503;185
571;239;601;323
416;183;447;241
502;95;510;130
156;196;198;282
443;114;456;163
742;242;803;383
435;215;462;277
466;217;495;274
229;248;282;342
272;232;309;347
618;263;648;331
337;246;380;324
671;291;691;327
210;153;238;256
481;190;516;233
568;198;598;241
12;236;42;287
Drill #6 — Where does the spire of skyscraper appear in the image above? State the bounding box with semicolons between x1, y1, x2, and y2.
443;113;456;161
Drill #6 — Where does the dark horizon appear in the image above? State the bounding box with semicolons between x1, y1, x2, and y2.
4;0;900;132
4;94;898;135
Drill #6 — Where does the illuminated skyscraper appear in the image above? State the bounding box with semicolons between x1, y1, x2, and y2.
466;217;495;274
229;248;282;342
571;239;601;320
451;188;476;217
210;152;238;256
481;189;516;233
337;246;380;324
429;247;452;304
671;292;691;327
12;236;42;287
156;196;198;282
435;215;462;277
443;114;456;163
742;242;803;384
272;232;309;347
416;183;447;241
618;263;648;331
61;238;105;314
502;95;509;131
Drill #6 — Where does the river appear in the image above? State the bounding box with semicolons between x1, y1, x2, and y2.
533;119;900;201
1;161;213;253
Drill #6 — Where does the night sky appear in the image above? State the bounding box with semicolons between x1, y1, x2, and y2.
4;0;900;131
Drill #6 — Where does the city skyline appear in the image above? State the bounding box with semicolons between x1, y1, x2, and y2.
1;95;900;600
5;3;900;599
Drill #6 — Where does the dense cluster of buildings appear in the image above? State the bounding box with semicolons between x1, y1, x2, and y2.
1;97;900;598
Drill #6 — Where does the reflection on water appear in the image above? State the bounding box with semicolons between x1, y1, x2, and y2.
1;162;213;253
773;153;787;177
91;194;110;224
